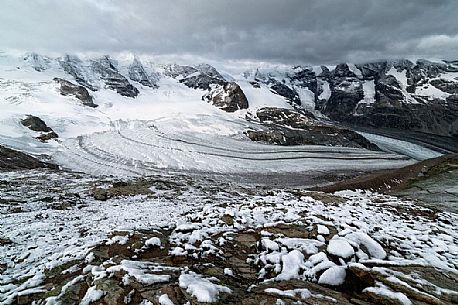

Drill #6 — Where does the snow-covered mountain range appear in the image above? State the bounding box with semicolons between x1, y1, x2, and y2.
2;52;458;305
0;52;456;175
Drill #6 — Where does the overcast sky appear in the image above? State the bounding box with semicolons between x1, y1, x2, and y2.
1;0;457;64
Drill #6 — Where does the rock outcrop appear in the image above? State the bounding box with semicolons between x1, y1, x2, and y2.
203;82;249;112
54;78;97;107
246;107;378;150
250;60;458;138
128;58;158;88
0;145;58;170
59;55;98;91
165;63;226;91
91;56;139;97
21;115;59;142
167;63;250;112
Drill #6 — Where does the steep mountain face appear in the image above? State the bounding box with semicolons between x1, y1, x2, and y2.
128;57;158;88
2;53;457;149
321;61;458;137
91;56;140;97
251;60;458;138
58;55;99;91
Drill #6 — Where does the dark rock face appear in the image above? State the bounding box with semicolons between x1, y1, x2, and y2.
54;78;97;107
246;127;377;149
289;66;318;96
0;145;58;170
430;79;458;94
204;82;249;112
164;64;198;79
59;55;97;91
21;115;59;142
166;63;248;112
195;63;225;80
255;107;316;128
246;107;378;150
181;73;225;91
60;55;141;97
36;131;59;142
91;56;139;97
356;61;389;79
21;115;52;132
251;58;457;138
333;63;360;78
309;60;458;137
324;79;364;120
128;58;158;88
166;63;226;91
253;70;302;106
269;81;301;106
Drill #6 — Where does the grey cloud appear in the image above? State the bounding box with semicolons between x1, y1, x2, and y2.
1;0;457;64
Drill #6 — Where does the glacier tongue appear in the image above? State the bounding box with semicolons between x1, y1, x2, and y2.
0;51;454;177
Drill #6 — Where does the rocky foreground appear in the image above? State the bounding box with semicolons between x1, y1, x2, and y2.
1;150;457;305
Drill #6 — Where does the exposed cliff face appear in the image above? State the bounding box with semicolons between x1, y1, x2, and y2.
58;55;99;91
20;115;59;142
246;107;378;150
54;78;97;107
165;63;226;91
128;58;158;88
203;82;249;112
252;60;458;138
91;56;139;97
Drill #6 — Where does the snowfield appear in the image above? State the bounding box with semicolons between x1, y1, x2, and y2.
1;170;457;304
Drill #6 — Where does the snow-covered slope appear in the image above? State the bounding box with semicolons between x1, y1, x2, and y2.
0;52;450;176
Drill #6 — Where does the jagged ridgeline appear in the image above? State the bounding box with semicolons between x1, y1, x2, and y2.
21;53;458;138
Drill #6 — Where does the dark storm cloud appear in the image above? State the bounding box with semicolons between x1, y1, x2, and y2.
1;0;457;64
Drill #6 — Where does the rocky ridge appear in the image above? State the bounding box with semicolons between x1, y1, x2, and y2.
246;107;379;149
54;77;97;107
251;60;458;137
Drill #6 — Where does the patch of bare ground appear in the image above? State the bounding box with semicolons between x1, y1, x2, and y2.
315;153;458;193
